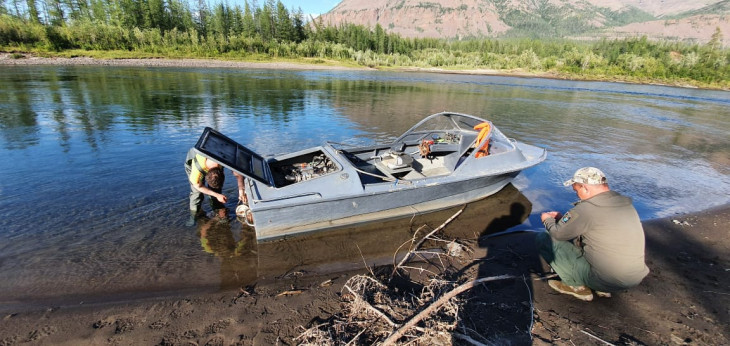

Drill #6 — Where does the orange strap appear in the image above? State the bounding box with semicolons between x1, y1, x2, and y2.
473;122;491;158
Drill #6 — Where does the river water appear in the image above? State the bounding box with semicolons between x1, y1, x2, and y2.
0;66;728;310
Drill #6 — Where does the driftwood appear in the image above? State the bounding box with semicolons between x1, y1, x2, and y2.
343;284;398;328
391;208;465;279
296;206;525;345
381;274;516;345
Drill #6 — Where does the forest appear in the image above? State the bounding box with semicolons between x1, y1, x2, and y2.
1;0;729;89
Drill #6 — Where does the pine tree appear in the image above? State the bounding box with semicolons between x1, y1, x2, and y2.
242;1;255;37
26;0;41;23
709;27;723;51
257;0;274;41
197;0;209;36
274;0;292;41
291;7;305;43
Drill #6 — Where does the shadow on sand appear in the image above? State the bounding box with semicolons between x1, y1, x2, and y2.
525;207;730;344
452;205;730;345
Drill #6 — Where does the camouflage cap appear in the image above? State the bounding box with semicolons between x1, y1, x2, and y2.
563;167;607;186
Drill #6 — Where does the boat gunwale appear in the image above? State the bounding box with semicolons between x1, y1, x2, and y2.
246;143;546;214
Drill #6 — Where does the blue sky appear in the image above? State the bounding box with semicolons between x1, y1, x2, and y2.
231;0;340;17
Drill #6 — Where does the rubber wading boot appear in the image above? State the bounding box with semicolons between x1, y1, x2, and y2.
186;209;205;227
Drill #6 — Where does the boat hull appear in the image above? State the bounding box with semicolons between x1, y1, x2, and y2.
252;172;517;241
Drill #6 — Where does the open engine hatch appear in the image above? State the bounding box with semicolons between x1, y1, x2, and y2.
194;127;274;186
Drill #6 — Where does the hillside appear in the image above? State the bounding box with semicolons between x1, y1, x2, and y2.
316;0;730;45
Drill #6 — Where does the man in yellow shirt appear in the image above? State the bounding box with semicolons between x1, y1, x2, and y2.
184;148;230;226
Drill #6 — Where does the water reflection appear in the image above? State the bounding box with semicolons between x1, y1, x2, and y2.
256;184;531;279
185;184;531;294
196;218;257;290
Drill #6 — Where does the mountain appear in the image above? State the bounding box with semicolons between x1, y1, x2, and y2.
316;0;730;45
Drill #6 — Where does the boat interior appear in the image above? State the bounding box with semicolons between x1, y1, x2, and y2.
337;127;507;184
266;113;515;187
195;113;518;190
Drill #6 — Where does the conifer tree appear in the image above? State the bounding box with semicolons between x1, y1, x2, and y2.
274;1;292;41
197;0;209;36
26;0;41;23
242;1;255;37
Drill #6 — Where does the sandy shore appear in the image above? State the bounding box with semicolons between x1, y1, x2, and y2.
0;52;529;78
0;53;370;71
0;203;727;345
3;52;715;90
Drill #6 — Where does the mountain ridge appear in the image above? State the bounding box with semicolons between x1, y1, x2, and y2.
316;0;730;45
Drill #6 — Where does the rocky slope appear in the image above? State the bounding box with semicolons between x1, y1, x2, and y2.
316;0;730;45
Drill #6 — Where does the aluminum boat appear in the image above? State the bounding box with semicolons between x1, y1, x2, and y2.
194;112;546;242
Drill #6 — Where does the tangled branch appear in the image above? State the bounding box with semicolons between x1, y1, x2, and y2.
296;207;521;344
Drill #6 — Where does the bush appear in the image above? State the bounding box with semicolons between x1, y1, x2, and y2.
0;15;46;46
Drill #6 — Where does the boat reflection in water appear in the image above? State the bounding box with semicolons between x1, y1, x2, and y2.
199;183;531;290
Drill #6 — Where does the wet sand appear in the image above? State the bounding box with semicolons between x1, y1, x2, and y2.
0;202;727;345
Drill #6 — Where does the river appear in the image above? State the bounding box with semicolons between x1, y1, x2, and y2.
0;66;728;311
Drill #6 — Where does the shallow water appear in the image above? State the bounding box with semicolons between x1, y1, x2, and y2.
0;66;728;310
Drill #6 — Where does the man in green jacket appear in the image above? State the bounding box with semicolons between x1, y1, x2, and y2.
536;167;650;301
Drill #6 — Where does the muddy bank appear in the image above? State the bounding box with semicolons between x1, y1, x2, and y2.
0;203;727;345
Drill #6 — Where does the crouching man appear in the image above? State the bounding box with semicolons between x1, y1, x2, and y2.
184;148;244;226
536;167;649;301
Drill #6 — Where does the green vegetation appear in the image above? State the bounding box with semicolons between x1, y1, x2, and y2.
669;0;730;18
1;0;728;89
598;7;655;27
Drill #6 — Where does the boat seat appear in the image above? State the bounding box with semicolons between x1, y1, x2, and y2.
375;154;414;179
390;142;407;154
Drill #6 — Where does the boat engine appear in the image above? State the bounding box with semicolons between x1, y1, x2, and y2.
284;154;336;182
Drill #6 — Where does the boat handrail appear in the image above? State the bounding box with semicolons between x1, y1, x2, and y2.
253;192;323;203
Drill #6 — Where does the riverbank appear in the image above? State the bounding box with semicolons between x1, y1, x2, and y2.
1;204;727;345
0;52;369;71
0;52;721;91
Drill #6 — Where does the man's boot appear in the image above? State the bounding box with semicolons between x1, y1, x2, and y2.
185;209;200;227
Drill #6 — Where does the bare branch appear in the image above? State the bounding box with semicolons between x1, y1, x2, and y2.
343;284;398;328
580;330;615;346
381;274;516;345
391;208;465;279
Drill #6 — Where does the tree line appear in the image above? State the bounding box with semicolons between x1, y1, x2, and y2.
1;0;728;88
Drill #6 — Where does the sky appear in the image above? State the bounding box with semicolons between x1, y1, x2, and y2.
232;0;340;17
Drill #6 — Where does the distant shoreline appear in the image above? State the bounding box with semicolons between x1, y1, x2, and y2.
1;53;713;91
0;53;368;71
